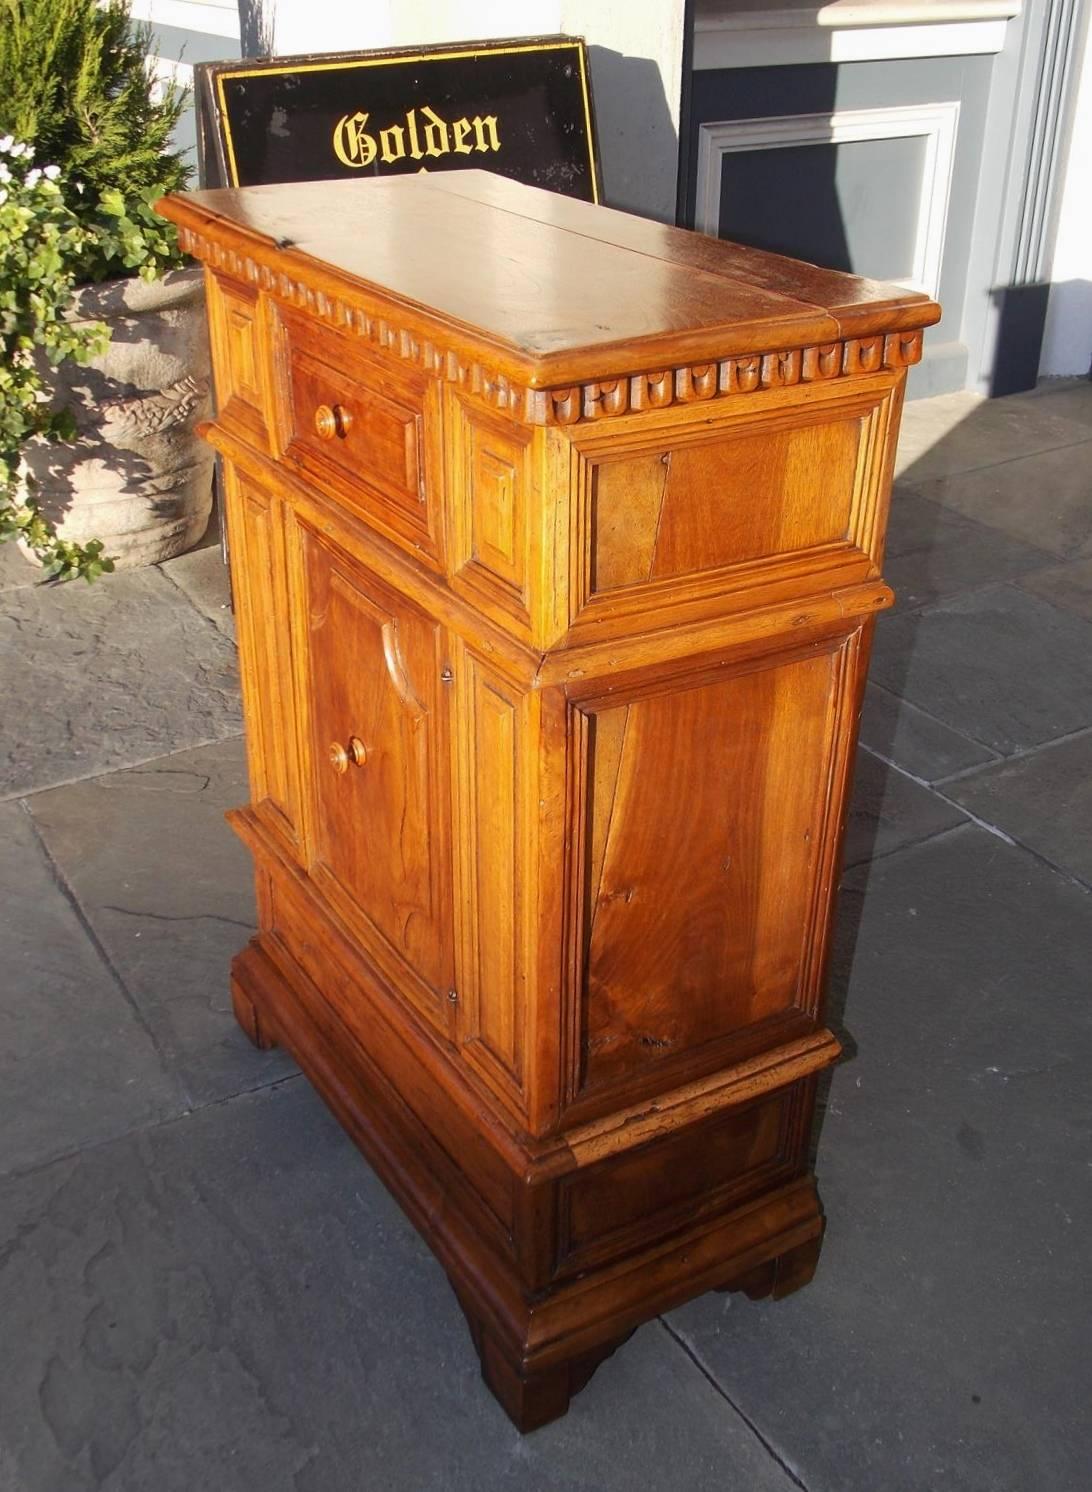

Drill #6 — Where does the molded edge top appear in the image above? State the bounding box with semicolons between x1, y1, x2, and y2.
159;172;940;389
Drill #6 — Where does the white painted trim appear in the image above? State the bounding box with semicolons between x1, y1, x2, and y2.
695;18;1012;67
695;0;1020;30
128;0;241;40
695;102;959;298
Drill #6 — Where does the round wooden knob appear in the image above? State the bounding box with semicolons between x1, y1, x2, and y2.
314;403;352;440
329;737;367;774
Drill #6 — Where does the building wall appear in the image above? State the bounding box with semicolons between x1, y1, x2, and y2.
683;54;993;398
139;0;1088;390
1040;16;1092;377
682;1;1092;397
132;0;241;168
969;0;1088;394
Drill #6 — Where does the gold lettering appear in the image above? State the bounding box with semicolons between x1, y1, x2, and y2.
332;111;376;169
379;124;406;164
333;105;502;169
471;115;500;153
420;104;450;159
406;109;424;161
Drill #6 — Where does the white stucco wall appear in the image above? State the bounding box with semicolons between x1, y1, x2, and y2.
559;0;685;221
1040;16;1092;377
269;1;558;53
261;0;684;222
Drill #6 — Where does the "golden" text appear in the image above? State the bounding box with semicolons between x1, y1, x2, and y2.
332;106;501;169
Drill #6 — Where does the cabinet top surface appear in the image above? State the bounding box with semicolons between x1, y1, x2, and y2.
160;170;940;385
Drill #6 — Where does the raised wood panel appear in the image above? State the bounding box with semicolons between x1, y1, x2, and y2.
290;517;454;1035
556;1088;796;1276
568;632;860;1110
227;305;260;404
468;433;522;587
205;272;269;444
592;417;861;587
447;394;538;638
273;304;444;568
452;645;526;1098
566;378;896;640
221;464;300;847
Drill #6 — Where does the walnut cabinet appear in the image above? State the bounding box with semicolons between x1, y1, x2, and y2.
160;173;940;1431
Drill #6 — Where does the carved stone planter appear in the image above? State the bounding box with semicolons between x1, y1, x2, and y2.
21;266;215;568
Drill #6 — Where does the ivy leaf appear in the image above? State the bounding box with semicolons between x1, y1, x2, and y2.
98;188;126;217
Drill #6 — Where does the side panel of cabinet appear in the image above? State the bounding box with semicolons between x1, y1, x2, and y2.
221;463;302;850
560;624;867;1122
284;510;456;1039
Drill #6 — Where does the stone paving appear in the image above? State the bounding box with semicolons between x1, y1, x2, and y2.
1;382;1091;1491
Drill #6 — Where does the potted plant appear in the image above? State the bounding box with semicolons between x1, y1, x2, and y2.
0;0;214;578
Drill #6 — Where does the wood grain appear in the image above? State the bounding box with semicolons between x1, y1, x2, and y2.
576;640;847;1103
292;517;455;1036
220;466;301;851
164;172;939;1431
159;171;940;389
273;303;445;569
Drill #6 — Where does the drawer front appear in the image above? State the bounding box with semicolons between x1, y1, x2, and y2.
289;513;455;1036
589;414;860;586
274;306;443;567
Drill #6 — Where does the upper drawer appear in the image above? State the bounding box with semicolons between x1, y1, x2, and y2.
272;305;444;569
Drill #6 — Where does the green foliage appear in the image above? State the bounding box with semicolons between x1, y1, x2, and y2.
0;149;116;580
0;0;195;578
79;182;188;284
0;0;190;286
0;0;189;221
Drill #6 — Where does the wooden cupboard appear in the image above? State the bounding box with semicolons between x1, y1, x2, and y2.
160;172;940;1431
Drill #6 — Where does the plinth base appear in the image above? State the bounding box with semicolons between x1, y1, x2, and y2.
230;930;827;1432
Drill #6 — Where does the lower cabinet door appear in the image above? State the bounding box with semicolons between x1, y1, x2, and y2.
291;514;455;1036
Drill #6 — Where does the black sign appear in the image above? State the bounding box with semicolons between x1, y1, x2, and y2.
195;36;599;203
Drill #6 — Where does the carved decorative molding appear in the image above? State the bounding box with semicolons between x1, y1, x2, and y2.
547;331;924;426
178;224;545;423
178;224;924;430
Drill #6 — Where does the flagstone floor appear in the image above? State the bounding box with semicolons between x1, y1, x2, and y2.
2;379;1090;1491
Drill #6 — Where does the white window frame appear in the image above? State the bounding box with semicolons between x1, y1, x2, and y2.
695;102;960;299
